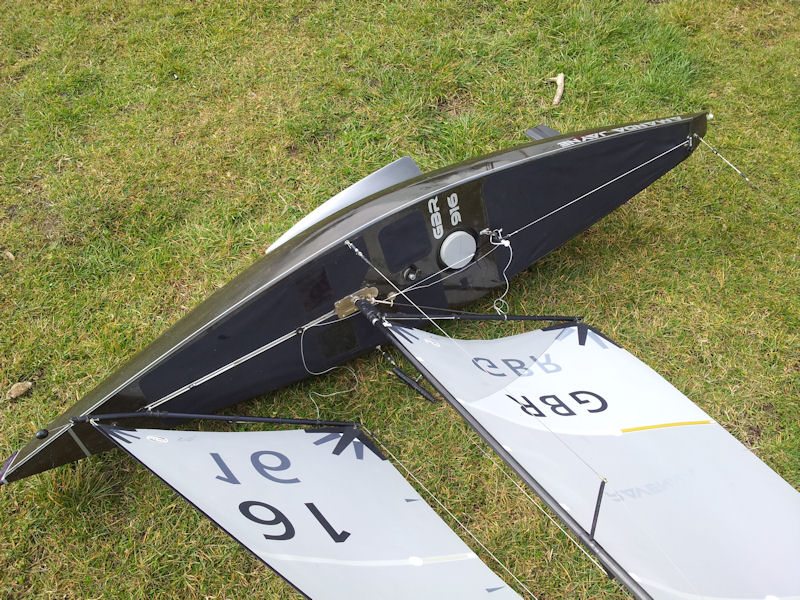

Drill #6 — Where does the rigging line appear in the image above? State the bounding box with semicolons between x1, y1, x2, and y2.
143;308;341;411
45;422;74;438
299;311;360;377
344;142;697;491
468;439;611;578
488;332;606;481
399;242;501;295
381;315;578;323
346;241;606;481
467;347;697;595
482;229;513;316
470;368;697;593
361;425;539;600
470;438;641;600
379;301;482;315
344;241;455;341
507;139;691;240
349;259;606;496
299;312;360;416
393;139;689;302
12;134;569;470
693;134;753;185
307;392;322;422
3;419;95;477
695;133;797;220
147;134;693;413
383;302;580;322
7;121;699;477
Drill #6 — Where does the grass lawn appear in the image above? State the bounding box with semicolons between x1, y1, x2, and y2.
1;1;797;598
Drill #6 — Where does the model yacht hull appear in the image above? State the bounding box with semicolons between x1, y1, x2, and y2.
1;112;707;484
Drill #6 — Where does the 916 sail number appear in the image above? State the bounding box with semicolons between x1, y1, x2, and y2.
210;450;350;543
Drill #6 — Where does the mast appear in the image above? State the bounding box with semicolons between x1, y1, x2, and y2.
355;300;652;599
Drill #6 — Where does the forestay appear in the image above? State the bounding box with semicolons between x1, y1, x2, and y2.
386;322;800;600
95;424;521;600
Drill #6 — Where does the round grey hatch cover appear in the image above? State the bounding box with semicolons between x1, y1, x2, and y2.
439;231;477;269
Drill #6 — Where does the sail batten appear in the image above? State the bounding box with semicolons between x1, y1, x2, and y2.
380;321;800;600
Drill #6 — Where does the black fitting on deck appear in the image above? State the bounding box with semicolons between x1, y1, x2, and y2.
354;298;383;324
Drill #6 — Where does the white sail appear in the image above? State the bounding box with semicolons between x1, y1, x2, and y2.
387;322;800;600
95;424;521;600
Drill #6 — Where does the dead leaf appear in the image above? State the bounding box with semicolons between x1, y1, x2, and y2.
6;381;33;400
3;250;14;261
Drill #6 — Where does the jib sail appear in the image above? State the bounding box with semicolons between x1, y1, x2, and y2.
95;424;522;600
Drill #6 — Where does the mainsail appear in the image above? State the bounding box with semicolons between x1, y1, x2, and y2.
380;320;800;600
94;424;522;600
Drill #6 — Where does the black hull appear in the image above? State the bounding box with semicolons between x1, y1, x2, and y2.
2;113;707;484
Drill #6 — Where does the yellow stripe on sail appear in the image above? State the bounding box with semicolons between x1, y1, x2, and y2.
621;420;711;433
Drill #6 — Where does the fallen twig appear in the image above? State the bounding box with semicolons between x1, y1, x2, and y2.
547;73;565;106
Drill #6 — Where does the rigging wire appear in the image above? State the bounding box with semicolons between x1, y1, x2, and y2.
143;308;357;413
361;425;540;600
398;242;501;295
142;136;692;414
386;139;690;314
470;442;602;570
343;139;705;485
48;422;74;437
506;139;690;241
467;439;633;598
142;309;340;411
299;312;360;419
344;241;456;341
379;301;580;322
345;240;607;481
693;134;753;186
482;228;513;316
342;141;708;593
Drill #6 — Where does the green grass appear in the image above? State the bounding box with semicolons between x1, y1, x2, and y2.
1;0;798;598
